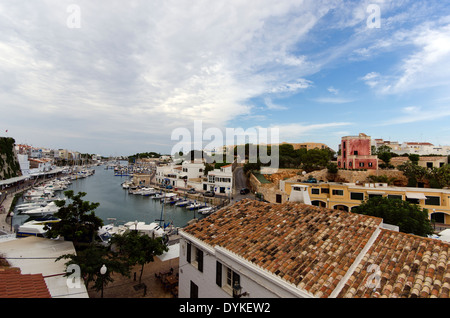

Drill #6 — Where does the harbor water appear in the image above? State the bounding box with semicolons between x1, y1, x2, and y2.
14;163;206;229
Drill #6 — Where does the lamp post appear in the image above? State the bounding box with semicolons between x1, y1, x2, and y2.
100;264;107;298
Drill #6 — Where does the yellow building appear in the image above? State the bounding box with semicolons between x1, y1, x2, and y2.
282;180;450;225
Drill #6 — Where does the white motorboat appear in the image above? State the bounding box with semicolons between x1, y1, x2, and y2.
122;181;133;189
16;218;60;238
198;206;214;215
139;187;156;196
21;201;60;216
186;202;203;210
175;200;190;207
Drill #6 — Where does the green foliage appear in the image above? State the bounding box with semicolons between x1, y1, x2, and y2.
45;190;103;247
128;152;161;162
0;137;21;179
408;154;420;164
397;161;430;187
56;244;130;292
367;175;397;185
352;197;434;237
111;230;168;283
327;162;338;174
429;164;450;188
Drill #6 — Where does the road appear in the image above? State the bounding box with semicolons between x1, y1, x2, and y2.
232;166;253;202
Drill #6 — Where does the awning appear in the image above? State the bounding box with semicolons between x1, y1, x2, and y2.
367;191;385;195
406;192;427;200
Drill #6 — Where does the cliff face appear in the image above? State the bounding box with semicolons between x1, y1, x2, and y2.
0;137;22;180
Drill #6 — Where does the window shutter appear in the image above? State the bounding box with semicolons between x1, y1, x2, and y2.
197;249;203;272
186;242;191;263
216;261;222;287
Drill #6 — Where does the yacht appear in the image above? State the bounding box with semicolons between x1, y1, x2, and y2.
20;201;60;216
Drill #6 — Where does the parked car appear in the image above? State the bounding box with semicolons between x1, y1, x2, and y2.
187;188;196;194
240;188;250;195
165;185;173;189
203;191;215;197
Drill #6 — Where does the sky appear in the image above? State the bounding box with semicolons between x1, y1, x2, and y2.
1;0;450;156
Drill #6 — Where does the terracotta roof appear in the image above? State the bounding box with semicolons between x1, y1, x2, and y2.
183;199;382;298
183;199;450;298
0;267;51;298
338;230;450;298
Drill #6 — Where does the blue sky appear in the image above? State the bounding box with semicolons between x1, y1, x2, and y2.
1;1;450;155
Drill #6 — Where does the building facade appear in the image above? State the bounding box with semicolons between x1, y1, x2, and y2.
203;164;233;195
283;181;450;225
338;133;378;170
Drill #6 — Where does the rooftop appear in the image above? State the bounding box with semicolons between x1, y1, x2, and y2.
0;267;51;298
183;199;450;298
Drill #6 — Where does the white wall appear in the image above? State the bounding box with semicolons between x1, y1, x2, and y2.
178;233;313;298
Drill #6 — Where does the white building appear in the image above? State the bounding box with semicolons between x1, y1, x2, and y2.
178;199;450;299
203;164;233;195
17;154;30;175
156;161;205;190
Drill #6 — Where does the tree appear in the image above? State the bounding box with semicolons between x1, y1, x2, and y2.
429;164;450;188
352;197;434;237
111;230;168;284
301;149;330;172
377;145;394;169
398;161;430;187
367;174;397;185
56;244;130;293
408;154;420;165
45;190;103;248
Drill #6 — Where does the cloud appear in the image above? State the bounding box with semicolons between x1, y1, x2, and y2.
264;97;288;111
0;0;340;154
270;122;353;142
381;105;450;125
359;19;450;94
311;97;355;104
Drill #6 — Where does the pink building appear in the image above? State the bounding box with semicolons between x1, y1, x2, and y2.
338;133;378;170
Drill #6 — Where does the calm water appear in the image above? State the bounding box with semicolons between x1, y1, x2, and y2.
15;163;205;229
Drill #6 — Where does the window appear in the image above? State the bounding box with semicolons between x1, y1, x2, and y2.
388;194;402;201
332;189;344;196
354;150;358;155
186;242;203;272
350;192;364;201
425;196;440;206
190;281;198;298
321;188;330;194
311;188;320;195
368;162;373;167
359;162;364;167
216;262;240;296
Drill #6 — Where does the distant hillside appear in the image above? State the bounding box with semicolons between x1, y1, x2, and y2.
0;137;22;180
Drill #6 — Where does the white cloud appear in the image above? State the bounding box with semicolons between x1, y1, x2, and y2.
270;122;352;142
0;0;339;154
264;97;288;111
